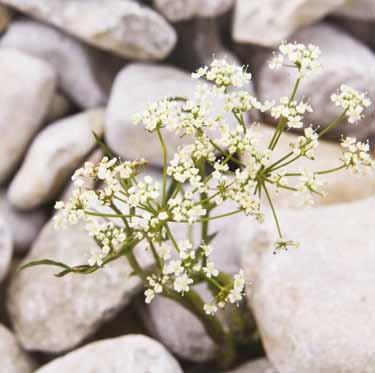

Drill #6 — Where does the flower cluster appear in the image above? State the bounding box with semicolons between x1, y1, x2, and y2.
269;42;322;77
340;137;374;172
331;84;371;123
290;127;319;159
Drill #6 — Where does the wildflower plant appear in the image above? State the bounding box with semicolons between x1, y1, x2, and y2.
22;42;373;367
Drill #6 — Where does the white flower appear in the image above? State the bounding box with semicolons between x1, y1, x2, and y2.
203;262;219;278
290;126;319;159
144;289;155;304
174;273;194;293
296;170;326;206
158;211;169;221
227;270;245;304
340;136;374;172
88;249;106;267
331;85;371;123
274;239;300;252
159;243;171;260
204;303;218;315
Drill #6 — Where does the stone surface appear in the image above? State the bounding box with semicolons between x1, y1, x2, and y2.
1;0;177;60
228;358;276;373
7;219;146;353
45;92;73;124
0;48;56;183
35;335;182;373
154;0;234;22
246;125;375;209
334;0;375;21
257;24;375;143
243;197;375;373
0;217;12;283
8;109;104;210
0;191;47;253
106;63;238;166
0;324;36;373
233;0;346;46
0;5;11;32
1;20;122;108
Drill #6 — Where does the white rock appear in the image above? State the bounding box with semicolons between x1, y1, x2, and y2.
233;0;346;46
258;24;375;142
154;0;234;22
0;324;36;373
0;5;11;32
45;92;73;124
228;358;276;373
334;0;375;21
1;0;177;60
7;219;146;353
0;217;12;283
0;48;56;183
244;125;375;208
0;192;47;253
243;197;375;373
106;63;239;167
1;20;120;108
35;335;182;373
8;109;105;210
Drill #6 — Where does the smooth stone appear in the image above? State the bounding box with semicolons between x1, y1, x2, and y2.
243;197;375;373
1;0;177;60
0;191;47;253
7;219;146;353
257;23;375;143
0;217;12;283
8;109;105;210
154;0;234;22
45;92;73;124
245;125;375;208
105;63;239;167
0;48;56;183
233;0;346;46
1;20;122;108
334;0;375;21
0;324;36;373
35;335;182;373
0;5;11;32
228;358;276;373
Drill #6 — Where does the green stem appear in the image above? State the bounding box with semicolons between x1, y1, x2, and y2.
318;110;347;138
156;127;168;205
262;183;283;238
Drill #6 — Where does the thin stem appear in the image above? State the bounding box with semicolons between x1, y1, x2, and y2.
85;211;134;219
319;110;347;138
156;127;168;205
148;238;162;270
164;223;180;253
315;164;346;175
262;183;283;238
175;209;242;224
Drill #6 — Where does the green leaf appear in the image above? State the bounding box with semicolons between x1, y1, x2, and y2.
19;259;71;272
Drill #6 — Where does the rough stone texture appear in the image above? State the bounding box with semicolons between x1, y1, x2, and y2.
0;324;36;373
0;4;11;32
245;125;375;209
0;191;47;253
35;335;182;373
258;24;375;143
233;0;346;46
106;63;239;166
228;358;276;373
1;20;122;108
154;0;234;22
139;211;245;362
0;217;12;283
8;109;104;210
7;219;146;353
1;0;177;60
334;0;375;21
243;197;375;373
0;48;56;183
45;92;73;124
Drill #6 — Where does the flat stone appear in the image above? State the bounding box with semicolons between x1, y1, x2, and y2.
8;109;105;210
0;48;56;183
243;197;375;373
334;0;375;21
0;217;12;283
154;0;234;22
0;324;36;373
233;0;346;46
1;20;122;108
35;335;182;373
7;219;145;353
1;0;177;60
257;23;375;143
0;191;47;253
228;358;276;373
